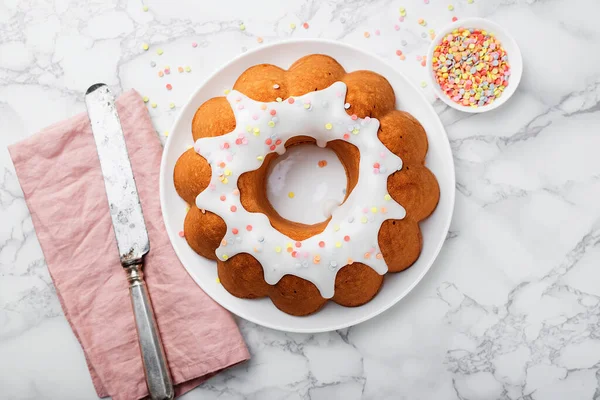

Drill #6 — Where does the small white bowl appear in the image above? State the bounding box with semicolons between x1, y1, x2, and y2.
426;17;523;113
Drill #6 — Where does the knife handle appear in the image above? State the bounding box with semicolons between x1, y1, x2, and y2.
126;263;174;400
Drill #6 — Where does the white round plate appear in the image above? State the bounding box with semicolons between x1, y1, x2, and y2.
426;18;523;113
160;39;455;333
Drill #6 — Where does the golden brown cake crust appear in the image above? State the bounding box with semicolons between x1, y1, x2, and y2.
173;54;440;316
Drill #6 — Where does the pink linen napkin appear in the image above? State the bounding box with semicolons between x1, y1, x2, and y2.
8;89;250;400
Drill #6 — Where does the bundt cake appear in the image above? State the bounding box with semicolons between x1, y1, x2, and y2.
173;54;440;316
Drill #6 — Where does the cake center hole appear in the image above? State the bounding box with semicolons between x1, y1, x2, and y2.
266;143;348;225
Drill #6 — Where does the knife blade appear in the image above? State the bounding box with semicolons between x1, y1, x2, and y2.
85;84;174;400
85;83;149;265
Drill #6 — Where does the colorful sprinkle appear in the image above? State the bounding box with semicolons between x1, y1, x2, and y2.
216;277;221;283
295;241;302;248
178;230;184;237
273;84;280;89
288;192;295;198
384;194;392;201
275;246;282;253
313;255;320;264
303;22;309;29
164;131;169;137
178;66;184;73
192;42;198;48
166;83;172;90
448;4;454;11
325;123;333;130
142;43;149;51
257;37;263;44
364;32;370;38
418;18;426;26
344;235;350;242
239;23;246;31
318;160;328;168
156;48;163;55
151;103;157;108
246;225;252;231
185;66;191;72
335;241;342;248
221;254;228;260
452;16;458;22
319;241;325;248
432;27;511;108
290;23;296;29
420;81;427;88
142;96;149;103
142;5;149;11
375;29;381;36
232;228;239;235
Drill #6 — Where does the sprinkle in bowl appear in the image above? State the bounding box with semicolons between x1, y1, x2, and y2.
426;18;523;113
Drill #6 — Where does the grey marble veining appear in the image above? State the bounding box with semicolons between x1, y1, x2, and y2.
1;0;600;399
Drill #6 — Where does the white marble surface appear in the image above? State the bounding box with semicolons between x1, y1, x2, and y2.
1;0;600;399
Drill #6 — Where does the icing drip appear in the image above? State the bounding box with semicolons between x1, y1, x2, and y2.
194;82;406;298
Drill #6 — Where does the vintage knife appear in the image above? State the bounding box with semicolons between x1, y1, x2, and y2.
85;84;174;400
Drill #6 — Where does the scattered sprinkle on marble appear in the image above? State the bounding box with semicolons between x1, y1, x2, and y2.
468;0;474;3
394;24;400;31
178;66;184;73
164;67;170;74
142;43;149;51
169;102;175;109
142;96;149;103
421;81;427;88
192;42;198;48
452;16;458;22
143;5;149;11
448;4;454;11
375;29;381;36
156;48;163;55
364;31;370;38
239;23;246;31
288;191;295;198
424;0;429;3
257;37;263;43
418;18;427;26
166;83;172;90
151;102;157;108
399;7;406;16
303;22;309;29
158;70;164;77
185;65;191;72
290;23;296;30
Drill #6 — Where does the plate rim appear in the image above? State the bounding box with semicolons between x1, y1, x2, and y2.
159;38;456;333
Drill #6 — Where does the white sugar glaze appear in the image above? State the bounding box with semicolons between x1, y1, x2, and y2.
194;82;406;298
